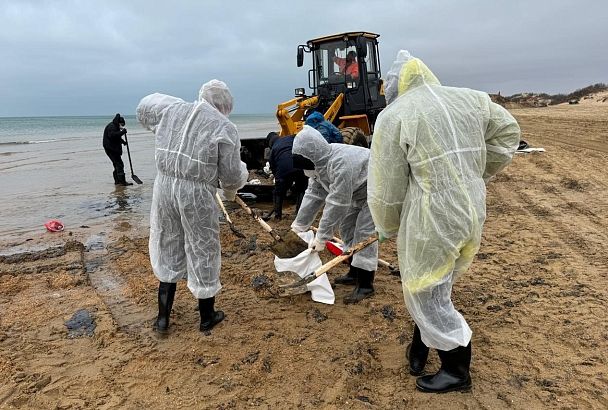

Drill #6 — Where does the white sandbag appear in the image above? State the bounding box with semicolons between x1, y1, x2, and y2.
274;230;335;305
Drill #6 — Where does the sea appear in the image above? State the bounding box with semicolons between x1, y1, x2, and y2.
0;114;277;240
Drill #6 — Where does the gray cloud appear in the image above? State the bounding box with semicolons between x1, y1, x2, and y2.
1;0;606;116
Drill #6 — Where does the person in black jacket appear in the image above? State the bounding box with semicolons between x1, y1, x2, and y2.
265;132;308;220
103;113;132;186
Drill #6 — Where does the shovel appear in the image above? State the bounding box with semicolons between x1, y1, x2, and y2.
311;227;400;275
234;195;308;258
124;133;143;184
215;192;245;238
279;235;378;292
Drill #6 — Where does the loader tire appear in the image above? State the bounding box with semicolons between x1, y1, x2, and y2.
340;127;369;148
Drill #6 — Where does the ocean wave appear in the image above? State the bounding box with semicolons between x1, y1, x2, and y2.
0;139;60;146
0;131;153;148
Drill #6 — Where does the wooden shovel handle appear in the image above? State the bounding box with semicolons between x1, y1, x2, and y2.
234;196;281;241
311;235;378;279
310;226;395;270
215;192;233;224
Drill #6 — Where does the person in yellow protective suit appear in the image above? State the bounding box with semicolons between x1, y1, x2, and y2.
368;51;520;393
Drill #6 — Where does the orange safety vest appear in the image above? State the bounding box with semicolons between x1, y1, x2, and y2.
333;56;359;79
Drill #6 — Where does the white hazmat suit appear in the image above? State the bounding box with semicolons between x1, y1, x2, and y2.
291;126;378;272
137;80;248;299
368;51;520;350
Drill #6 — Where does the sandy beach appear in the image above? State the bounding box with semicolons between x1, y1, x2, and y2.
1;103;607;409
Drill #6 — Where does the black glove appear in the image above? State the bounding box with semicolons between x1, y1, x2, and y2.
121;128;128;135
121;139;127;146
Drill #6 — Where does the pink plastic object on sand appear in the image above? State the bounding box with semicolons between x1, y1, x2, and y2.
44;220;64;232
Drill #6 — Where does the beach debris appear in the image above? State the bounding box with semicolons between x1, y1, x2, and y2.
518;140;529;150
44;219;64;232
307;308;328;323
251;274;272;290
65;309;96;338
380;305;396;322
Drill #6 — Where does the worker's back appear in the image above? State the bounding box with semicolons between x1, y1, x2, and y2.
377;84;491;194
153;100;238;185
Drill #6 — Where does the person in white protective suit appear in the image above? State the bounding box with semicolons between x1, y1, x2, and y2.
291;126;378;304
136;80;249;334
368;51;520;393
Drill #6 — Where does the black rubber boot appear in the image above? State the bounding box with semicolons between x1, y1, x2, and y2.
416;342;472;393
153;282;176;334
407;324;430;376
334;265;358;286
198;297;225;332
113;170;120;185
343;269;375;304
117;172;133;186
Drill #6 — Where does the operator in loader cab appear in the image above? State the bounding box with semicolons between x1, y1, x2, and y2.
333;50;359;80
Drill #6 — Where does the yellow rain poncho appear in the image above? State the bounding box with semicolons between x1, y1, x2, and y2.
368;51;520;350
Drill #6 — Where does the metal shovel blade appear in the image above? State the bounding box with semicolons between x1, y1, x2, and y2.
132;174;143;184
278;272;316;291
228;222;246;238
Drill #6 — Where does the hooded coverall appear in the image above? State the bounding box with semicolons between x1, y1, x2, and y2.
137;81;248;299
368;52;520;350
292;126;378;272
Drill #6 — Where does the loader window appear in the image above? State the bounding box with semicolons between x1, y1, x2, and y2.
365;41;378;74
365;40;381;102
314;41;359;87
315;49;330;86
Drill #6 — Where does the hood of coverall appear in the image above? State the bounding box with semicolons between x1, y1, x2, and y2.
292;125;332;170
136;93;185;132
384;50;441;104
198;79;234;116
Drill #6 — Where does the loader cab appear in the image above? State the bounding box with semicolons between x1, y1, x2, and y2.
298;32;386;129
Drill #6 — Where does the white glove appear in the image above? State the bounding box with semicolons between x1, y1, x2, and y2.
310;237;325;252
222;189;237;201
291;223;309;233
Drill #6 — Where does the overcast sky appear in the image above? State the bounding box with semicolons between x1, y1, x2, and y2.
1;0;606;117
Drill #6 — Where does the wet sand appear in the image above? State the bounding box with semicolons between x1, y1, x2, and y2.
1;104;607;408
